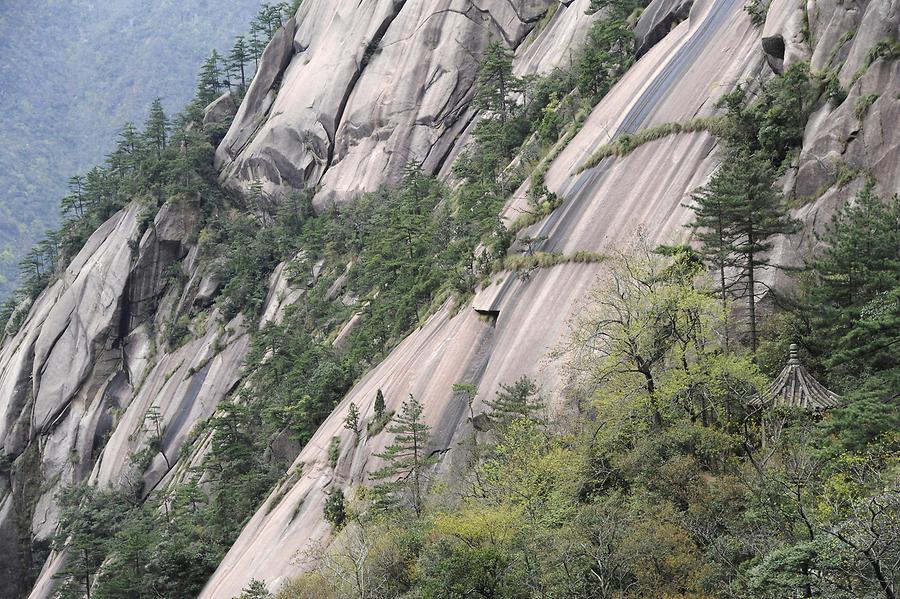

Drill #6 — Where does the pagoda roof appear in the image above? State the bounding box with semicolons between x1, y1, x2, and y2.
750;344;842;412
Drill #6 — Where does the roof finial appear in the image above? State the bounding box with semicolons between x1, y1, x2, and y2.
789;343;800;366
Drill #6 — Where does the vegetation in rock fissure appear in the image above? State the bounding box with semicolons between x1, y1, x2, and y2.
15;1;899;598
38;7;631;596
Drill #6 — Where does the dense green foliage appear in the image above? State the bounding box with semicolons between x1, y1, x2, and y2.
275;242;898;599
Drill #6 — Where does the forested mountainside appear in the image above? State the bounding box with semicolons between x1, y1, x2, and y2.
0;0;898;598
0;0;265;300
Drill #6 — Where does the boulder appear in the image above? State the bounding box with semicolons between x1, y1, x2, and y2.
202;91;237;128
635;0;694;57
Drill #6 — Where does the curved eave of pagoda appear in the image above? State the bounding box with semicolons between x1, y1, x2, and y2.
750;364;842;412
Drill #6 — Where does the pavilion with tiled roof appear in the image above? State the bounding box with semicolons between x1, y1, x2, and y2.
750;344;842;412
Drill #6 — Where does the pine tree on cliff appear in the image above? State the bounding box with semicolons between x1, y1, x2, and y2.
197;50;224;106
143;98;168;157
228;36;250;94
689;150;800;352
374;388;386;418
486;375;545;429
371;394;436;516
474;42;521;124
686;164;742;349
60;174;86;220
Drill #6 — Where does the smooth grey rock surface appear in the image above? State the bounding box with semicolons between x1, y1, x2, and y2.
215;0;558;209
635;0;694;56
202;91;237;127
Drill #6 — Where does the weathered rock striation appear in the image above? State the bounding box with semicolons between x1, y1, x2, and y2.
1;0;897;596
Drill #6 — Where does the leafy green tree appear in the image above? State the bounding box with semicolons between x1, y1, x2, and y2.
371;395;436;516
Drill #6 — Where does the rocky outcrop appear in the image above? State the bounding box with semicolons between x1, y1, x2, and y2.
215;0;558;209
0;195;247;596
635;0;694;57
202;91;237;128
4;0;898;596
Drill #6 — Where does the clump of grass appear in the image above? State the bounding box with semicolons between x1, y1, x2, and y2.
366;410;394;438
508;194;564;233
576;116;725;173
499;250;605;274
853;93;879;120
848;37;900;89
825;30;854;69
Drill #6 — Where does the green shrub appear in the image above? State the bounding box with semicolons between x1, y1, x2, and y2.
853;93;879;120
327;436;341;469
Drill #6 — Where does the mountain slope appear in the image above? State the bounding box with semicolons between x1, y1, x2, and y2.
0;0;896;596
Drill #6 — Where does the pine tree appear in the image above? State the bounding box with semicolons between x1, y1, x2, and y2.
574;17;635;101
143;98;168;157
687;159;743;349
474;43;521;124
486;375;545;428
53;484;129;599
370;395;436;516
323;488;347;529
374;389;386;418
248;27;265;67
109;122;143;175
60;174;86;219
343;402;360;435
807;186;900;382
197;50;224;106
228;36;250;94
689;150;799;351
726;151;800;351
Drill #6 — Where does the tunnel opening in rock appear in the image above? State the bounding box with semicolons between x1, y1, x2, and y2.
761;35;785;73
474;308;500;323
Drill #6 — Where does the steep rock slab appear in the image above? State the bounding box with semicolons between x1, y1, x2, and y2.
0;204;141;597
515;0;602;74
199;0;771;594
215;0;556;208
29;204;140;434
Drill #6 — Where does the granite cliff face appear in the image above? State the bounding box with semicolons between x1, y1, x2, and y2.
1;0;897;596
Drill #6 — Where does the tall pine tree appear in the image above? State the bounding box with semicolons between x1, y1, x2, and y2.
370;395;436;516
228;36;250;94
196;50;224;106
688;149;799;351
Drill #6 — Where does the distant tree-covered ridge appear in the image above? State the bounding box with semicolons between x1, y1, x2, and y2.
0;0;266;300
